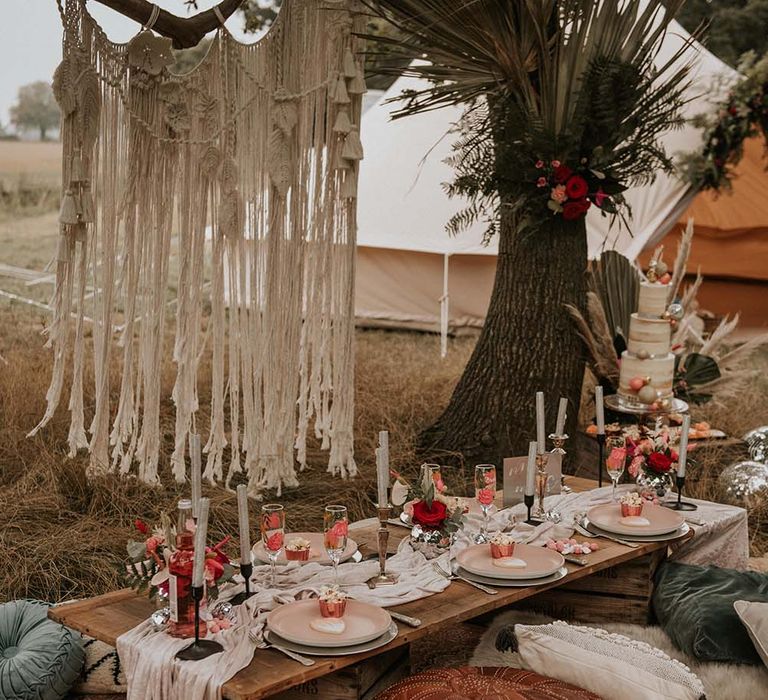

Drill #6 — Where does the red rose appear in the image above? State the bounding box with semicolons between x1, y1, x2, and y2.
647;452;673;473
411;499;448;530
565;175;588;199
562;198;591;220
134;519;149;535
554;165;573;183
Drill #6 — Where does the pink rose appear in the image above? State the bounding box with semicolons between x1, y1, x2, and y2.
535;160;544;169
550;184;567;203
483;471;496;485
145;536;161;553
331;520;349;537
551;160;561;168
435;478;446;493
266;532;284;552
536;176;547;188
477;488;495;506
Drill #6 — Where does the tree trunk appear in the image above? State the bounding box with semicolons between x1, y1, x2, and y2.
40;126;46;141
420;202;588;467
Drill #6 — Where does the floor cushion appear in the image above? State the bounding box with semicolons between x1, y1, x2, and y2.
0;600;85;700
734;600;768;669
374;666;600;699
71;636;126;696
472;610;768;700
653;561;768;664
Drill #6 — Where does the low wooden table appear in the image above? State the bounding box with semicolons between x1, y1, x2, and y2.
50;478;690;699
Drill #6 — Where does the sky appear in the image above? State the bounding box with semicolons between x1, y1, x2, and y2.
0;0;254;130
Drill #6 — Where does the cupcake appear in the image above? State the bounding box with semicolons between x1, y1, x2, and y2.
318;585;347;618
285;536;312;561
489;531;515;559
619;491;644;517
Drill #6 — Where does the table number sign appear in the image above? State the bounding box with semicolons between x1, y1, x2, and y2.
503;453;562;506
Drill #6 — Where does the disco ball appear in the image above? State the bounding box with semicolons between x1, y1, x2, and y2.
743;427;768;462
717;461;768;509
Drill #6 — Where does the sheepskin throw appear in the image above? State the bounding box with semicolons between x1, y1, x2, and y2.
37;0;365;494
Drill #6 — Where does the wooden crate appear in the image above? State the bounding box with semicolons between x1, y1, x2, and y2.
517;549;666;625
270;646;410;700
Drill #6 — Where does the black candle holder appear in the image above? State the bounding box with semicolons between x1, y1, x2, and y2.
175;586;224;661
663;475;698;512
230;561;253;606
596;432;606;488
524;494;540;524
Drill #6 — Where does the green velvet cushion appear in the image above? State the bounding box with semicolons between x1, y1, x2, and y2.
0;600;85;700
653;562;768;665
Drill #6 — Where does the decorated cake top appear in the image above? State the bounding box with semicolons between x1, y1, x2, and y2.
619;491;644;507
286;537;312;551
490;531;516;546
318;585;347;603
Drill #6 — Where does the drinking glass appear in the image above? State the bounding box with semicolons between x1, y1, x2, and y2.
605;437;627;502
260;504;285;588
422;463;445;493
474;464;496;543
323;505;348;585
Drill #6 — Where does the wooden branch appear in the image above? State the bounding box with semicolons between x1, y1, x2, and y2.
92;0;243;48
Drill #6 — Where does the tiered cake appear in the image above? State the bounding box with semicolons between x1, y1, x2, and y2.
618;277;675;406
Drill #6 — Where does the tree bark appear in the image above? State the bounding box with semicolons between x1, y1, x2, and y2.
420;202;588;467
93;0;243;48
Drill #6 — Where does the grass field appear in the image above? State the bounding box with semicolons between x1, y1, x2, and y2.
0;142;766;603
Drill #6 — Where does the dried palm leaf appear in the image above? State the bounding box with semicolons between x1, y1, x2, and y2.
667;218;694;304
679;268;702;313
589;250;640;341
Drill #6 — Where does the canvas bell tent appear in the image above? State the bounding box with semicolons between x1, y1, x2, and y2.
354;18;751;348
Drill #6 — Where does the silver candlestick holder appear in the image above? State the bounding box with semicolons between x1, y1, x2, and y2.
549;432;571;494
367;505;399;588
534;452;561;523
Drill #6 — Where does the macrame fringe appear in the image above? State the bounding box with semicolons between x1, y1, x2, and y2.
348;68;366;95
40;0;362;494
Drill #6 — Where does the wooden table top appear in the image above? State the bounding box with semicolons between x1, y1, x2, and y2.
49;477;689;699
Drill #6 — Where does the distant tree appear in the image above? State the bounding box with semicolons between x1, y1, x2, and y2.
10;81;60;141
676;0;768;67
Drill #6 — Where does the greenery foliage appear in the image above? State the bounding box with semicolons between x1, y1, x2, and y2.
683;53;768;191
361;1;696;241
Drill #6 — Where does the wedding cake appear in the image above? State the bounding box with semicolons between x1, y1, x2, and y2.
618;263;676;407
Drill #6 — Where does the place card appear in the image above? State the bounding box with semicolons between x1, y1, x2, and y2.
503;453;562;507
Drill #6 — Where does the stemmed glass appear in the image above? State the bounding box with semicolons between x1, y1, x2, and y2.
260;504;285;588
422;463;445;493
605;437;627;502
474;464;496;544
323;505;348;585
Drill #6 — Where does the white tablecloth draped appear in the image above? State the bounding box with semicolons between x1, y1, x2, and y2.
116;486;748;699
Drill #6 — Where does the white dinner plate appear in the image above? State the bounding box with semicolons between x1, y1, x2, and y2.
264;622;398;657
587;503;684;536
457;566;568;588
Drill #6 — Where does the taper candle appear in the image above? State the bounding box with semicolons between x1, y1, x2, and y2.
595;385;605;434
192;497;210;589
525;441;537;496
555;397;568;435
376;432;389;507
536;392;546;450
236;485;250;565
677;414;691;478
189;432;202;519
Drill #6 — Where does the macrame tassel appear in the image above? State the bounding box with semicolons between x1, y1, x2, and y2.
333;75;350;105
59;189;80;225
333;109;352;134
334;149;351;170
343;48;357;78
348;67;367;96
70;154;87;183
80;184;95;223
342;127;364;161
340;172;357;199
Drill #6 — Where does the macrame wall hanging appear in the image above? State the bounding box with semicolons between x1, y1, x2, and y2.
34;0;366;495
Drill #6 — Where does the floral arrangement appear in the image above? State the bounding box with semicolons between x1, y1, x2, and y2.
122;517;235;601
391;467;465;539
685;54;768;192
532;159;626;221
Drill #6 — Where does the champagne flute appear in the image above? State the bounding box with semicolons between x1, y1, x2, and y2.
605;437;627;502
323;505;348;586
474;464;496;544
260;504;285;588
422;463;445;493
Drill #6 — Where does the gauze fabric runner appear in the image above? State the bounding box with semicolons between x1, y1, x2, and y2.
117;488;746;698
